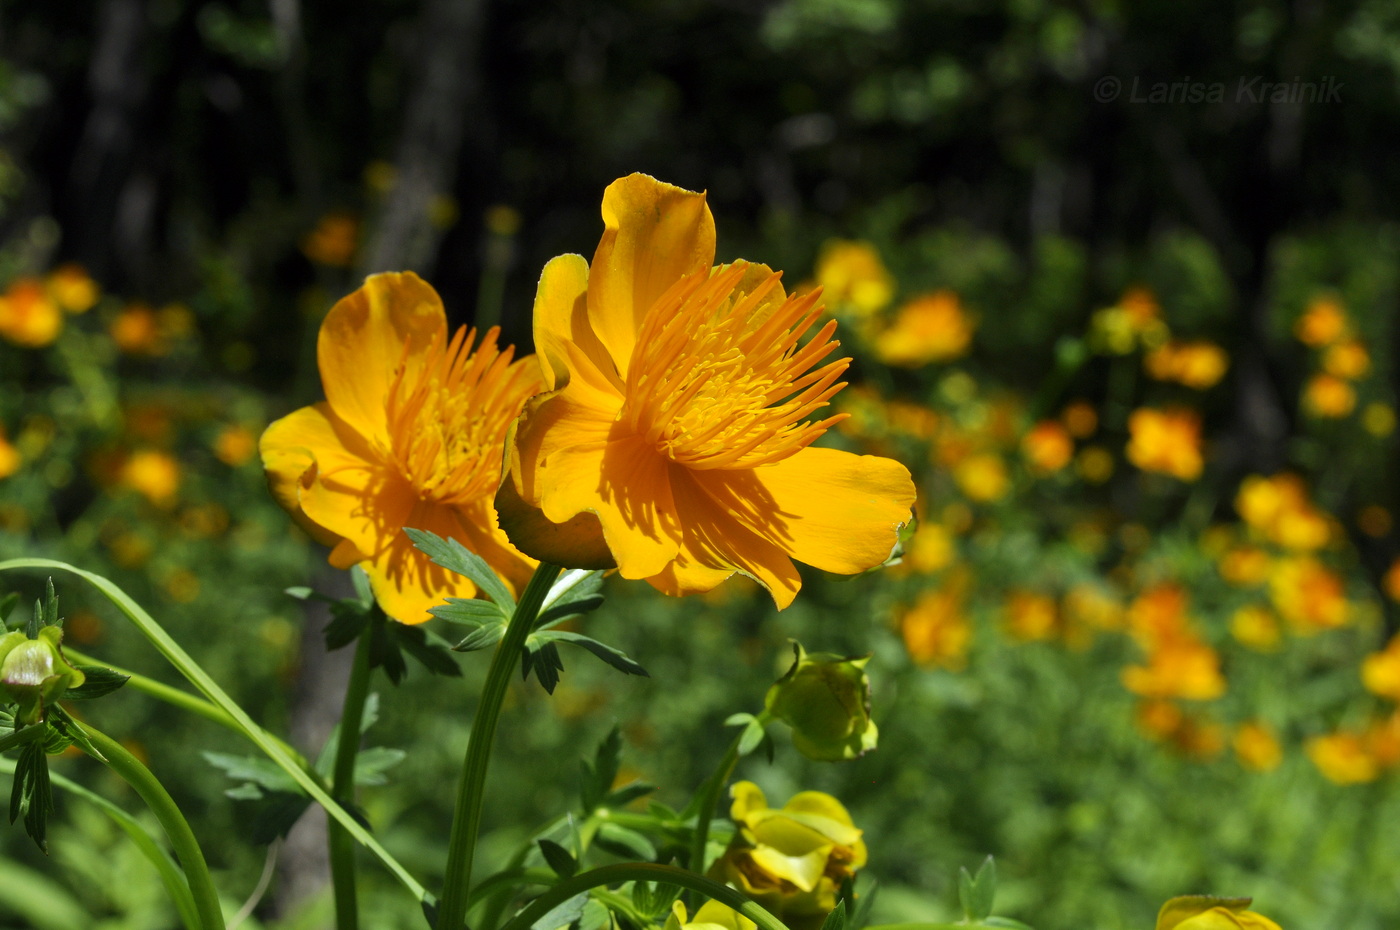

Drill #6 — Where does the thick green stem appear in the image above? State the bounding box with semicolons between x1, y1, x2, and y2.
437;562;562;930
329;615;379;930
498;863;789;930
78;723;226;930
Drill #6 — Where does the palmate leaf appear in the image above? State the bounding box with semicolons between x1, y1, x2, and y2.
453;622;506;652
405;527;515;609
432;596;509;626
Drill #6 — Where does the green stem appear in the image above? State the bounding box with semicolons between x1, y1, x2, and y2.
77;722;225;930
0;723;46;754
498;863;789;930
437;562;562;930
688;718;762;876
329;615;379;930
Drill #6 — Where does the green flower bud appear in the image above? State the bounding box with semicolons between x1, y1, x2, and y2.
764;642;878;762
0;626;85;725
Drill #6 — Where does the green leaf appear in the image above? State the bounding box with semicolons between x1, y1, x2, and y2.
821;900;848;930
959;856;996;923
203;751;301;794
432;597;510;626
524;640;566;693
532;891;589;930
984;918;1035;930
43;578;59;628
224;782;265;801
581;727;622;811
538;838;578;878
13;740;52;851
850;877;879;930
354;747;407;786
405;528;514;609
724;712;756;728
0;591;19;624
533;630;649;678
603;782;657;807
631;880;680;918
62;666;130;700
594;822;657;860
579;898;611;930
454;623;506;652
737;719;767;757
47;708;103;762
391;623;462;677
537;570;606;627
323;601;372;651
350;565;374;608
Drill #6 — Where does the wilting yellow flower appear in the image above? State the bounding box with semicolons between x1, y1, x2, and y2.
1229;605;1281;652
0;278;63;347
664;901;756;930
1268;556;1348;633
1322;339;1370;379
1127;408;1203;480
214;425;259;466
1233;721;1283;772
261;272;540;623
1362;633;1400;702
119;450;182;507
1144;340;1229;389
0;427;20;479
1295;295;1348;347
899;587;970;669
873;291;974;366
302;212;360;267
813;240;893;318
954;453;1008;502
1003;590;1058;641
498;175;915;608
709;781;866;930
1122;639;1227;701
47;263;100;313
1307;731;1378;784
1156;896;1282;930
1060;400;1098;438
1301;373;1355;418
1021;420;1073;474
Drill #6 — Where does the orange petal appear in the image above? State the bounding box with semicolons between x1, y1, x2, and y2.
588;174;715;378
259;402;377;547
533;253;618;390
318;272;446;444
299;460;415;566
731;447;915;574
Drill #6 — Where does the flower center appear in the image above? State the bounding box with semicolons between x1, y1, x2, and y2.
621;262;849;470
383;326;538;503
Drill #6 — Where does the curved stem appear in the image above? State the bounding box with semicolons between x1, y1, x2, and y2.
77;722;226;930
689;716;765;875
498;863;789;930
329;615;378;930
437;562;561;930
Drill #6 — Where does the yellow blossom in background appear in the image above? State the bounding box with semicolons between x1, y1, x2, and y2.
1362;402;1395;437
1122;638;1227;701
1060;400;1098;438
1156;895;1283;930
302;211;360;267
1127;408;1203;480
1219;546;1271;587
709;781;866;930
1322;339;1370;379
1075;445;1114;483
1233;721;1283;772
1172;716;1227;760
954;452;1008;502
900;586;970;670
1367;711;1400;768
1301;373;1355;418
1127;583;1191;648
813;239;894;318
0;427;20;479
1384;557;1400;601
883;400;939;440
1362;633;1400;702
119;450;182;507
1229;605;1281;651
109;303;175;356
1144;340;1230;389
1307;731;1379;784
0;277;63;347
1062;584;1123;635
1021;420;1073;474
1294;294;1348;347
261;272;540;623
902;521;954;573
498;176;915;607
1090;287;1167;354
1003;590;1058;641
213;425;259;466
1234;474;1332;550
873;291;975;366
1268;556;1348;632
1135;699;1183;741
46;263;100;313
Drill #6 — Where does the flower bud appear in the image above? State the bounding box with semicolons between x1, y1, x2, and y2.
765;642;878;762
0;627;85;725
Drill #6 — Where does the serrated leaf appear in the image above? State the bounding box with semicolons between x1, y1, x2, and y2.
204;752;301;794
48;708;102;762
737;719;766;757
12;741;52;851
405;528;514;609
540;569;605;614
524;640;565;693
632;880;680;918
370;618;408;684
538;838;578;878
533;630;648;678
581;727;622;811
594;822;656;860
324;602;372;651
63;666;130;700
432;597;510;626
532;891;589;930
26;597;39;638
820;900;847;930
454;623;506;652
249;791;316;845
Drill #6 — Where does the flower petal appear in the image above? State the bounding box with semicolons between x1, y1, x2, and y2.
260;402;380;547
589;174;715;377
318;271;447;444
533;253;617;390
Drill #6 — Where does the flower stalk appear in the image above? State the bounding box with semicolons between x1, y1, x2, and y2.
329;611;381;930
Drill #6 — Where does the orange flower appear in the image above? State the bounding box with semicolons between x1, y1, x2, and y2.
1121;638;1227;701
1362;633;1400;702
1268;556;1348;632
47;263;101;313
1294;295;1348;347
0;278;63;347
119;450;182;507
214;425;259;466
498;176;915;608
1021;420;1073;474
1060;400;1098;438
899;587;970;669
1143;340;1229;389
1233;721;1283;772
1003;590;1058;641
302;212;360;267
260;272;540;623
1301;373;1355;418
1322;339;1370;379
1126;407;1203;480
1307;732;1378;784
872;291;974;366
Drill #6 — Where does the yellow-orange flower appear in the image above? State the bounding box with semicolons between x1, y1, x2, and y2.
1234;474;1332;550
1121;639;1227;701
302;212;360;267
47;263;101;313
1229;605;1281;651
0;278;63;347
1126;407;1203;480
1307;731;1378;784
1156;896;1282;930
499;175;915;608
872;291;974;366
1060;400;1098;438
1233;721;1283;772
1003;590;1058;641
1294;295;1348;347
1218;546;1271;587
1322;339;1370;379
812;240;893;318
119;450;182;507
214;425;259;467
901;521;954;574
1021;420;1073;474
899;587;970;669
1268;556;1348;632
1144;340;1229;389
260;272;540;623
1301;373;1355;418
1362;633;1400;702
954;452;1008;502
0;426;20;479
110;303;164;356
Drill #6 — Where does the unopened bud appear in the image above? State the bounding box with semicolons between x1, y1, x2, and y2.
765;642;878;762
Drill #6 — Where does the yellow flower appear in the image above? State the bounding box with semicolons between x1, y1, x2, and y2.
1218;547;1271;587
899;586;970;669
214;425;259;467
1144;340;1229;389
709;781;866;930
1156;896;1282;930
302;212;360;267
872;291;974;366
813;240;894;318
664;901;756;930
954;452;1008;502
1267;557;1348;633
0;426;20;479
46;263;101;313
902;521;954;574
1062;584;1123;635
1233;721;1283;772
1003;590;1058;641
1362;633;1400;702
1307;732;1379;784
1322;339;1370;379
119;449;182;507
1126;583;1191;648
1301;373;1355;418
1021;420;1073;474
0;278;63;347
1127;408;1204;480
1121;639;1227;701
260;272;540;624
1229;605;1281;652
1234;474;1331;550
1294;295;1348;347
498;175;915;608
